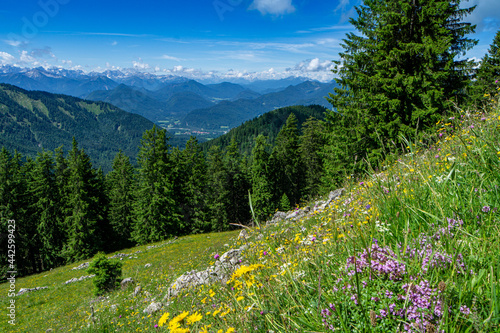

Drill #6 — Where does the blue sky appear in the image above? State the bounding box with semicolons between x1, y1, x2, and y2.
0;0;499;82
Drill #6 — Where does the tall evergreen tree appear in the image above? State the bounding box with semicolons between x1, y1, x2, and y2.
250;135;273;223
206;145;231;232
106;151;136;249
269;113;304;207
172;137;210;234
224;138;251;225
298;117;326;198
133;126;180;244
63;138;106;262
473;29;500;104
27;151;64;269
325;0;477;182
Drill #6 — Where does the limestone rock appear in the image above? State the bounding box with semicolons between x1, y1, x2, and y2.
16;286;48;296
165;245;246;300
133;285;142;297
238;229;249;240
121;277;134;289
143;302;163;314
72;262;89;270
64;275;95;285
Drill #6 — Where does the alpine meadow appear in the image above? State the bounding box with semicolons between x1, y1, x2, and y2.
1;0;500;332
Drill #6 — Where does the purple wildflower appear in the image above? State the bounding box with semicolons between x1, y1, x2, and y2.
482;206;491;213
460;305;470;316
214;253;220;260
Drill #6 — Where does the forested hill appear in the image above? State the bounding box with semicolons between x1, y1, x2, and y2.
200;104;328;155
0;84;155;171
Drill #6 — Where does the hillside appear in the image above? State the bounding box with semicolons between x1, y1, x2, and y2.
200;104;328;154
183;81;335;129
0;84;155;171
2;104;499;332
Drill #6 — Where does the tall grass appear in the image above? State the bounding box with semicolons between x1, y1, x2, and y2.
2;100;500;333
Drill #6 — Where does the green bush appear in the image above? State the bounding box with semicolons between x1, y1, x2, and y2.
87;252;122;296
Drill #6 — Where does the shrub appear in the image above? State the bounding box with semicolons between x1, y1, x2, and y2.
87;252;122;296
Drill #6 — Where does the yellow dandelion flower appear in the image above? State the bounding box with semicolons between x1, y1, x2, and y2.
226;328;235;333
186;311;202;325
199;325;212;333
158;312;170;327
236;296;244;301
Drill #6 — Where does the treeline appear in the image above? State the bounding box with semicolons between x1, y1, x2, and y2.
0;113;325;278
201;105;327;155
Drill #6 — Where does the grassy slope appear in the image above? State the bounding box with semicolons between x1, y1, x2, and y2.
2;100;500;333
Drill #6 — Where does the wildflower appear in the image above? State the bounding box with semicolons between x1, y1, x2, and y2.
158;312;170;327
482;206;491;213
460;305;471;316
199;325;212;333
186;311;202;325
214;254;220;260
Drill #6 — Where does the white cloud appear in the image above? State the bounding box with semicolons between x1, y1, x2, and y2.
3;39;23;47
468;0;500;32
132;58;150;70
249;0;295;16
0;52;15;64
160;54;183;61
334;0;360;23
111;41;118;46
20;50;36;63
294;58;335;72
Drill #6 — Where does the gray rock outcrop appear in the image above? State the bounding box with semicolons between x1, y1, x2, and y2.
16;286;48;296
164;245;247;300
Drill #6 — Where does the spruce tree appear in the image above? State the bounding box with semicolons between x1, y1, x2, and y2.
298;117;326;198
27;151;64;269
325;0;477;182
250;135;273;223
206;145;231;232
172;137;209;234
63;138;105;262
106;151;135;249
269;113;303;206
224;138;251;225
0;149;31;275
473;29;500;104
133;126;180;244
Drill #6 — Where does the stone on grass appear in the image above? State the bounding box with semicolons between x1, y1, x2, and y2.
121;277;134;289
143;302;163;314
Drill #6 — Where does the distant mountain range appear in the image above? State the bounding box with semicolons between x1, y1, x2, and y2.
182;81;334;129
0;65;336;134
0;83;155;172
